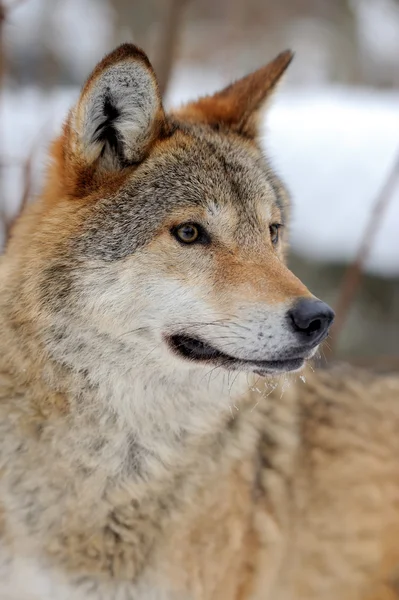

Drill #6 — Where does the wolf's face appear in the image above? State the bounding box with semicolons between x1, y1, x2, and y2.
14;45;333;378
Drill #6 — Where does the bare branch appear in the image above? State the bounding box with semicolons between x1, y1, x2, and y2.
0;0;50;252
328;149;399;354
153;0;189;98
0;1;6;89
1;148;34;247
0;1;7;248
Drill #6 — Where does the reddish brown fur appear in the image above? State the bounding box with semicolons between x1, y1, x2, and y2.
175;50;293;136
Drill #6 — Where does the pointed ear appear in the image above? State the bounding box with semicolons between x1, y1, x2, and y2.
176;50;293;138
67;44;165;173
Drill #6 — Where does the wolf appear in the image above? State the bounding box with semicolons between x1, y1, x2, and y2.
0;43;399;600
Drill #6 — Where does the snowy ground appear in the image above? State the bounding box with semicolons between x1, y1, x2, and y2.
1;80;399;275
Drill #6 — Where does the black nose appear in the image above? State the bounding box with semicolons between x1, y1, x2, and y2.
288;298;334;343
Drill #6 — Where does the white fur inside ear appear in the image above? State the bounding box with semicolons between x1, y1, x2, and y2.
77;60;160;168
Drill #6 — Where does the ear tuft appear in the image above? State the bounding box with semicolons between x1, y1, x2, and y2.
92;91;122;157
176;50;294;139
69;44;165;171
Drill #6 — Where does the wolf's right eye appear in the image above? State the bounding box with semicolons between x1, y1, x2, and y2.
171;223;210;245
269;223;282;246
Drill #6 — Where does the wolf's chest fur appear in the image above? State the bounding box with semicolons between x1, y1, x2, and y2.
0;369;292;600
3;368;399;600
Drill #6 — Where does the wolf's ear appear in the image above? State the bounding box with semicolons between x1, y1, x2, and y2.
177;51;293;138
67;44;165;172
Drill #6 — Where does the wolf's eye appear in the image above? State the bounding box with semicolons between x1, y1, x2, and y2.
269;224;282;246
171;223;210;245
175;224;199;243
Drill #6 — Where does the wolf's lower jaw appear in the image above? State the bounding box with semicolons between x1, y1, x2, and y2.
167;333;307;374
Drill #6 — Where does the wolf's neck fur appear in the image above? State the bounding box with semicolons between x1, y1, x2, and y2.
63;354;251;481
0;253;293;511
0;267;299;590
0;286;253;487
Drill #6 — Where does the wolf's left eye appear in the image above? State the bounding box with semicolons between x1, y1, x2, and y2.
269;224;282;246
171;223;210;245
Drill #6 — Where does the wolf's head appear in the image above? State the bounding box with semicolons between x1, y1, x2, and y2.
8;44;333;386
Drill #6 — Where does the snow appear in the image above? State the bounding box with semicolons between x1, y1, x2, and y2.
1;82;398;275
265;87;399;275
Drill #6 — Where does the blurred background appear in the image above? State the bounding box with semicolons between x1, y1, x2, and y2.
0;0;398;366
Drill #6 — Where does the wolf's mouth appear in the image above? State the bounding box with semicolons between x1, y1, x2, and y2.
167;334;305;375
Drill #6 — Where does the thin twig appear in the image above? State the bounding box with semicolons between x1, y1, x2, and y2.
328;149;399;354
0;1;7;246
2;147;34;245
0;0;49;251
153;0;189;98
222;0;244;79
0;0;29;80
0;1;6;94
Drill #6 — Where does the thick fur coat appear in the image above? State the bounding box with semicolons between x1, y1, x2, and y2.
0;44;399;600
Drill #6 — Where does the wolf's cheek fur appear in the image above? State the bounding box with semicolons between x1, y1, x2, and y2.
68;232;312;366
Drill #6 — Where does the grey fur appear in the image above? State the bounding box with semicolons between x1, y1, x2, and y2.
75;124;286;261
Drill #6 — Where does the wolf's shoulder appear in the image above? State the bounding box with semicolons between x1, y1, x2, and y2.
295;363;399;473
299;363;399;422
